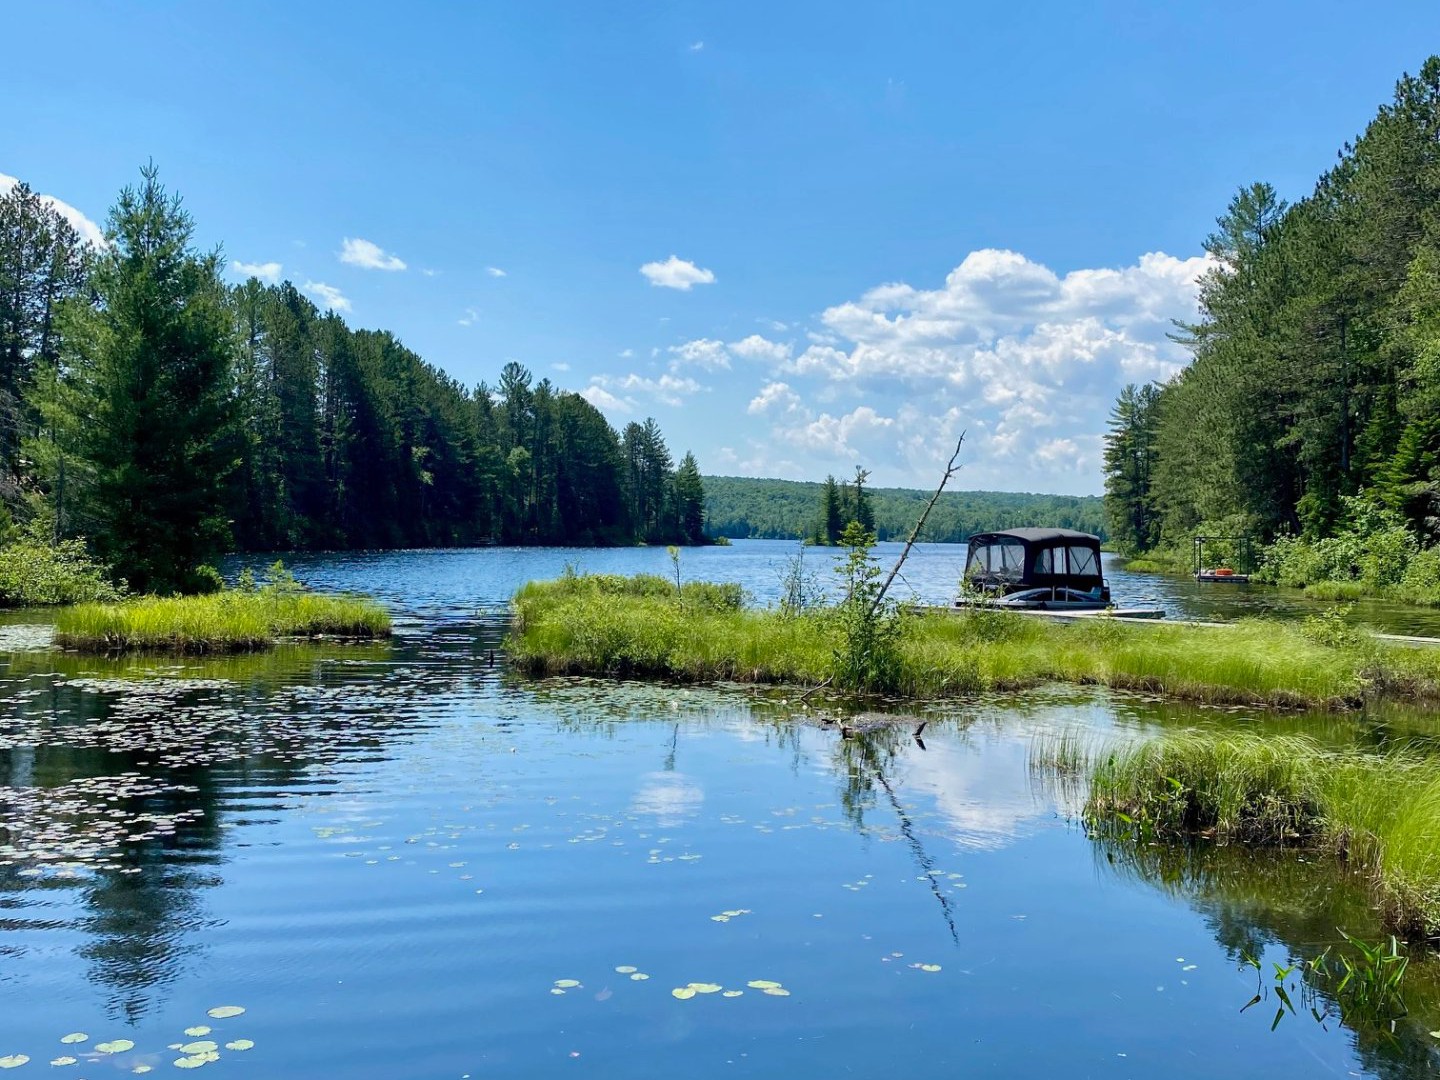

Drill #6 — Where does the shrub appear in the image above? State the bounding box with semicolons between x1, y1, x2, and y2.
0;533;122;607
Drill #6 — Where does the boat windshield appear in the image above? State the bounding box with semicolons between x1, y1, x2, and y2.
966;539;1025;581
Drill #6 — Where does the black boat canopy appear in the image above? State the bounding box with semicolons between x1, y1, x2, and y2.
963;529;1106;595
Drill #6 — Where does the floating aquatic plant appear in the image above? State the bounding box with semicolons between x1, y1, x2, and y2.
205;1006;244;1019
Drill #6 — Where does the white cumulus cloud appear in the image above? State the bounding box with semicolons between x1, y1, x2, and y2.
339;236;406;271
669;338;730;371
486;266;507;277
303;280;351;313
0;172;106;248
580;385;631;414
747;381;802;415
231;260;283;284
725;247;1209;491
588;372;704;409
640;255;716;291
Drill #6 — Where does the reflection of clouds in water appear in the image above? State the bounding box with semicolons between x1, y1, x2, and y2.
902;737;1042;850
631;771;704;826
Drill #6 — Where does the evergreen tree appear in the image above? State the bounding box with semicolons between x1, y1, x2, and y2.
1102;383;1161;555
820;474;843;544
673;451;706;544
41;165;234;592
0;181;89;501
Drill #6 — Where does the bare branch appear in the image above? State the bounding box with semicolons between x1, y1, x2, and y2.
869;433;966;618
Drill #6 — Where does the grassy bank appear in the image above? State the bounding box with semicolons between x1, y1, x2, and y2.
55;590;391;653
508;573;1440;708
1080;732;1440;939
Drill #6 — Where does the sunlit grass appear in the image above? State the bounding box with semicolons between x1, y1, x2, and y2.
1082;731;1440;938
508;574;1440;707
55;591;391;653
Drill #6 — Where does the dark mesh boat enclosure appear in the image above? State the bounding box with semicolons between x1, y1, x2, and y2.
963;529;1108;599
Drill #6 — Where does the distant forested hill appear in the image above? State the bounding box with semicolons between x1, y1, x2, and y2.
703;476;1105;543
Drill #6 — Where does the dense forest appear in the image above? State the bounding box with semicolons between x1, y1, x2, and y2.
0;167;705;593
704;474;1105;543
1103;57;1440;597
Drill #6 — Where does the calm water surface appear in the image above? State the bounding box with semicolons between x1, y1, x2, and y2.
3;542;1439;1078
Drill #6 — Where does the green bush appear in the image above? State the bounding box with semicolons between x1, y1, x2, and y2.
0;534;122;607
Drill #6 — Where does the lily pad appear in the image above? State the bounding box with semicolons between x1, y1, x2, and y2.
747;980;782;990
549;988;566;995
0;1058;28;1070
183;1027;211;1037
614;966;637;974
206;1006;245;1020
722;990;743;998
133;1067;153;1074
762;987;791;997
179;1042;217;1055
553;979;581;989
223;1041;254;1052
629;973;649;981
173;1056;209;1069
97;1040;136;1054
688;983;722;994
919;964;942;972
671;987;696;1000
51;1058;78;1067
59;1035;88;1045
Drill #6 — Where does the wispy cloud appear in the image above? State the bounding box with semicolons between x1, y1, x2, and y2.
230;260;283;284
689;41;705;51
486;266;507;278
303;280;351;312
339;236;406;271
458;308;479;327
588;372;705;408
640;255;716;291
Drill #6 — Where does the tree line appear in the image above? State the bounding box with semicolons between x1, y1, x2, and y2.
1104;57;1440;564
1;166;705;593
703;474;1106;543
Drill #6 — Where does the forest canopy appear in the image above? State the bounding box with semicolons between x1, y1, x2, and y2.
1103;57;1440;595
704;474;1105;543
0;167;706;593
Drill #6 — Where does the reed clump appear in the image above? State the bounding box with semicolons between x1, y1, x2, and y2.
1085;732;1440;938
55;567;390;653
508;572;1440;707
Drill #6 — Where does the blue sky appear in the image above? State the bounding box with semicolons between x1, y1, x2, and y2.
7;1;1440;494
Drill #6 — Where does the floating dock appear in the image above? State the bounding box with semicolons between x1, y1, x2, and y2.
937;604;1166;622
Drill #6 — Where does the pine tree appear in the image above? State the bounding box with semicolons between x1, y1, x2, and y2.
673;451;706;544
820;474;842;544
41;165;235;593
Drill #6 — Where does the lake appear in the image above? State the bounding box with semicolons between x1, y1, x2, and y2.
2;540;1439;1078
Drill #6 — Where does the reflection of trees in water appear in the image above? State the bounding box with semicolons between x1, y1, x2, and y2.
1093;834;1440;1079
833;720;959;943
0;642;416;1020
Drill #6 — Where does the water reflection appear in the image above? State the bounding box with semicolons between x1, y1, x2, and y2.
1091;835;1440;1078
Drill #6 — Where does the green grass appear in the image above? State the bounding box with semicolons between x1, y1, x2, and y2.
1080;731;1440;938
1118;550;1191;574
508;573;1440;708
55;590;391;653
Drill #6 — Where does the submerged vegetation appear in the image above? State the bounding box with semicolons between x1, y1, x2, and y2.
53;563;390;653
509;571;1440;708
1079;731;1440;940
